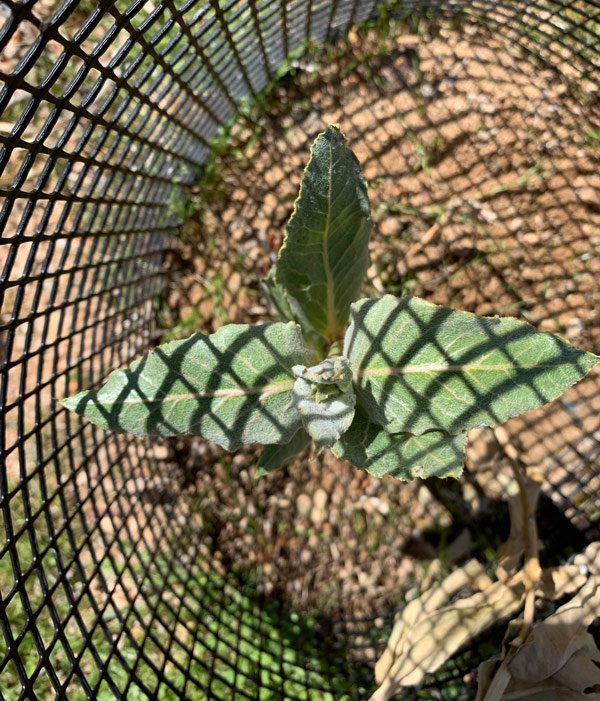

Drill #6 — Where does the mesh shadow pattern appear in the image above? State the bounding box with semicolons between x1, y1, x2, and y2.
1;0;600;699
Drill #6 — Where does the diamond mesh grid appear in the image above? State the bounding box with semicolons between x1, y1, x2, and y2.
1;0;599;698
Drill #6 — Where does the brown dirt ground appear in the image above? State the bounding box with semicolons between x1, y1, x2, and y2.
160;19;600;618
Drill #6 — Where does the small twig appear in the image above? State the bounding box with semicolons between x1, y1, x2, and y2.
404;197;462;260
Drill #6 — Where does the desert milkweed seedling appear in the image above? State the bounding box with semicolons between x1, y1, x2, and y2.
62;126;600;480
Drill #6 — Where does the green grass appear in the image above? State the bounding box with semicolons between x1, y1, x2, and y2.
0;473;365;699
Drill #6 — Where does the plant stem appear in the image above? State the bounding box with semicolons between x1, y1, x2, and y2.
327;339;343;357
494;426;541;641
512;464;539;642
482;428;543;700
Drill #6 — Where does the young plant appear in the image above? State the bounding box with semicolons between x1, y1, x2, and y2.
62;126;600;481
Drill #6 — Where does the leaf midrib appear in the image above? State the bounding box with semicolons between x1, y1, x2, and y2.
323;140;338;341
357;362;581;378
97;380;296;405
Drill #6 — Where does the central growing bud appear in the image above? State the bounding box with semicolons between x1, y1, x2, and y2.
291;356;356;451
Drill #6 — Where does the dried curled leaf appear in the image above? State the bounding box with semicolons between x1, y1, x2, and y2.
375;559;493;686
575;541;600;577
477;542;600;700
371;560;523;701
496;474;542;582
537;565;588;601
508;573;600;685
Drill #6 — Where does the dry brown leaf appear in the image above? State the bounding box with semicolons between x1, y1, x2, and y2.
574;541;600;577
500;632;600;698
371;565;523;701
477;552;600;701
475;618;525;701
508;574;600;683
396;582;522;685
552;645;600;690
479;634;600;701
496;474;541;582
374;558;492;684
476;658;507;700
537;564;587;600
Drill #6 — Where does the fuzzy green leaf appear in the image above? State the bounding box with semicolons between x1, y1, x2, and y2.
345;296;600;435
261;265;327;350
331;407;466;480
261;265;297;322
62;322;316;450
275;125;372;343
292;357;355;451
293;356;353;392
293;378;355;452
256;428;312;477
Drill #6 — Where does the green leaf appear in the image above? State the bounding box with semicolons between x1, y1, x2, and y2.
332;407;465;480
292;357;356;451
256;428;312;476
261;265;327;351
62;322;316;450
293;379;355;452
345;295;600;435
293;355;353;392
275;125;372;344
261;265;297;322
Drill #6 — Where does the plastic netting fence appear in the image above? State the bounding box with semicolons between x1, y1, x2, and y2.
1;0;600;698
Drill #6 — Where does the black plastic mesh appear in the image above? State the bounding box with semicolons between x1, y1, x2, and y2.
1;0;600;699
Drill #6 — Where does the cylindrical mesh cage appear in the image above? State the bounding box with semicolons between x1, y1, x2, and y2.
1;0;600;698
